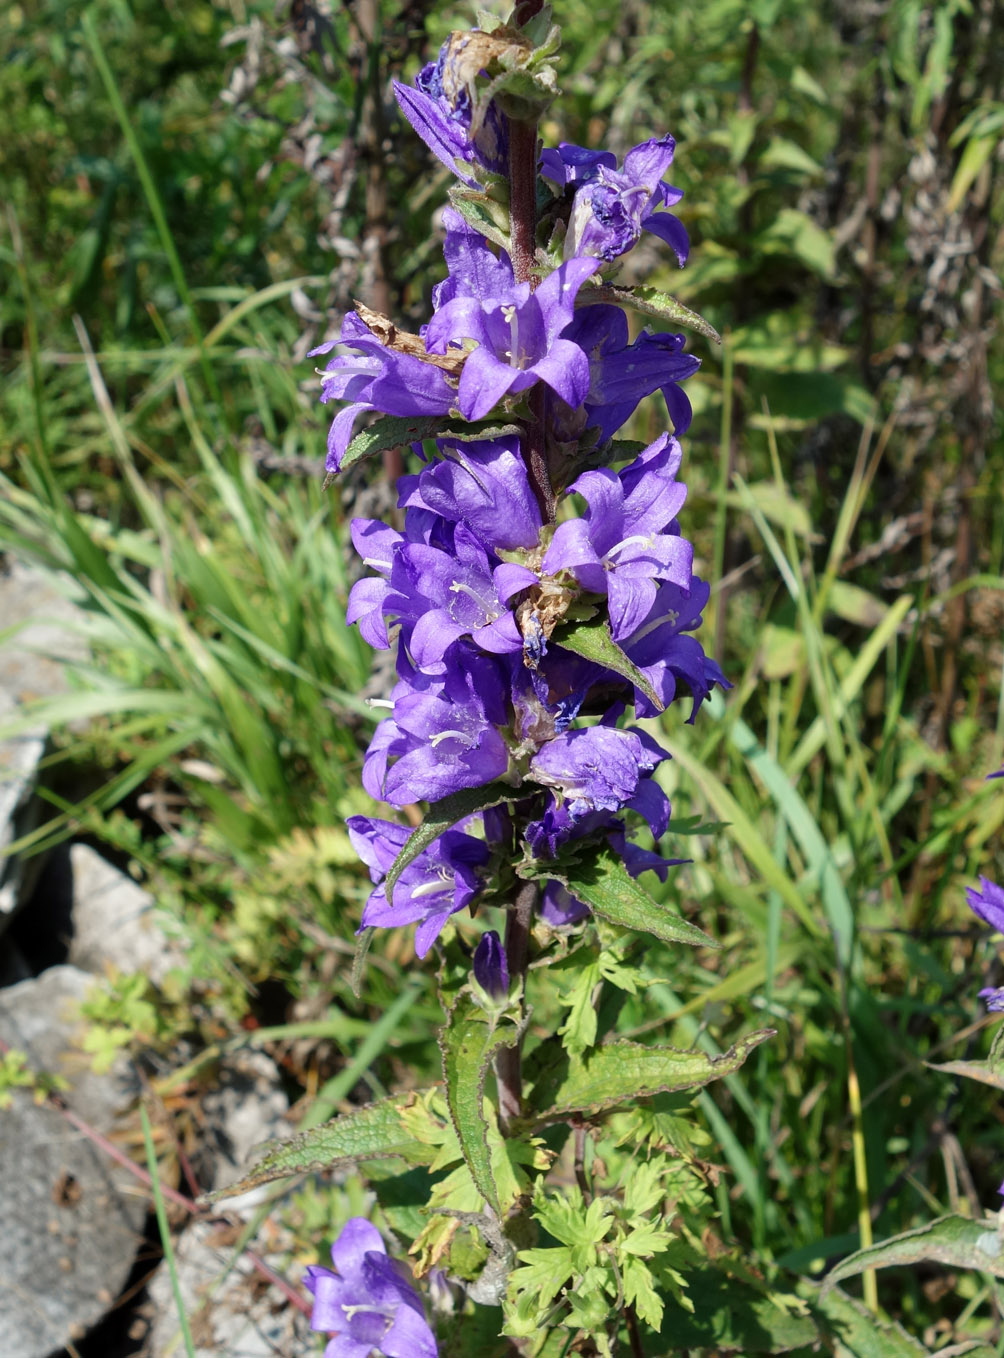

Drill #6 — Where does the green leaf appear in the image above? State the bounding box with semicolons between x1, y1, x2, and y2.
437;1303;513;1358
578;283;721;345
759;137;825;179
529;1029;773;1120
552;616;663;710
724;478;815;539
203;1091;443;1199
807;1283;930;1356
439;995;528;1214
527;842;718;949
557;959;602;1056
823;1215;1004;1293
657;1271;820;1352
384;780;522;901
947;133;998;213
338;415;523;474
760;208;836;279
727;715;855;970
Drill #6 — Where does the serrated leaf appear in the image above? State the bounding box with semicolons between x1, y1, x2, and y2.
439;994;528;1214
529;1029;773;1121
340;415;523;472
578;283;721;344
552;616;662;710
822;1215;1004;1293
385;780;521;901
527;842;718;949
622;1254;664;1330
203;1091;442;1199
557;959;601;1055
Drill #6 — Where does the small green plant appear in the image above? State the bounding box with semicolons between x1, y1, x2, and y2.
0;1047;70;1108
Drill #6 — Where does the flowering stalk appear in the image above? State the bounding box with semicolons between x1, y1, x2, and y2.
292;8;754;1352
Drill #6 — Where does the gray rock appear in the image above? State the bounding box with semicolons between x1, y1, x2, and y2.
0;965;146;1358
147;1050;308;1357
0;560;89;920
146;1216;315;1358
200;1048;291;1200
68;844;180;986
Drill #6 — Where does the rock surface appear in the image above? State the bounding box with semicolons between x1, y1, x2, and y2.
0;965;146;1358
0;560;88;920
67;843;180;986
146;1049;307;1358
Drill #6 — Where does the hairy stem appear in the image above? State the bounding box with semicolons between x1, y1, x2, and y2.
495;878;537;1133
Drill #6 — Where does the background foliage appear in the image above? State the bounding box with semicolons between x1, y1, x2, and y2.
2;0;1003;1351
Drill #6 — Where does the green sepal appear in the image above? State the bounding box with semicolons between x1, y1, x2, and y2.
439;993;530;1214
449;185;512;255
526;1029;773;1122
521;842;718;950
463;22;562;128
822;1214;1004;1292
578;283;722;345
384;780;523;901
552;616;662;711
201;1090;443;1200
337;414;523;475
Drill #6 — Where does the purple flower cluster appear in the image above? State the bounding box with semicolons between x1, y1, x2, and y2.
315;40;726;960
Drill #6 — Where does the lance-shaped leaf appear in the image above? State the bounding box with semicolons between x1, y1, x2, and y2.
439;993;529;1214
927;1058;1004;1092
202;1091;444;1201
384;779;523;901
578;283;721;345
805;1284;929;1357
553;616;663;711
528;1029;773;1122
522;842;717;949
337;415;523;475
822;1215;1004;1293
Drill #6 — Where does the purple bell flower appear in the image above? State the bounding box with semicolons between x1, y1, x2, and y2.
425;257;598;420
303;1216;438;1358
400;435;543;553
617;577;729;720
542;433;694;641
561;304;699;441
347;817;490;957
980;987;1004;1013
393;41;508;186
473;930;510;1000
361;650;513;805
395;526;537;667
528;725;669;822
967;877;1004;935
542;135;689;266
311;313;455;474
539;881;591;926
